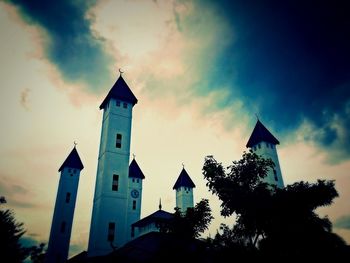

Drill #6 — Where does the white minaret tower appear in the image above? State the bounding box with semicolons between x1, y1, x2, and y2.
46;146;84;263
88;73;138;256
127;157;145;241
173;167;195;213
246;119;284;188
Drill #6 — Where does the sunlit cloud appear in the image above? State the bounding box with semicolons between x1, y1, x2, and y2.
1;0;349;252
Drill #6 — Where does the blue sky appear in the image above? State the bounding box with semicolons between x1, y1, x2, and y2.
1;0;349;256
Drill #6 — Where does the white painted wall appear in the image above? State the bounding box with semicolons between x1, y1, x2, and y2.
127;176;143;241
88;98;133;256
46;167;81;263
251;141;284;188
175;186;194;213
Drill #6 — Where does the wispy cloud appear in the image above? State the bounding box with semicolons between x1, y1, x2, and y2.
5;0;113;93
20;234;45;247
334;215;350;230
19;88;30;110
0;176;37;209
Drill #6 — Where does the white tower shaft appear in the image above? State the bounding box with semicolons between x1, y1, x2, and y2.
176;187;194;213
46;147;83;263
88;98;132;256
88;75;138;257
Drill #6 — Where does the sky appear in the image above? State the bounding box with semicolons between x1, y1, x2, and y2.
0;0;349;257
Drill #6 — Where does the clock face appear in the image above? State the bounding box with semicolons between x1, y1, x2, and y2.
131;189;139;198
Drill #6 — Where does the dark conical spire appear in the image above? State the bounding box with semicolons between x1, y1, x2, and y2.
99;75;138;110
58;146;84;172
173;168;195;190
129;159;145;179
246;119;280;148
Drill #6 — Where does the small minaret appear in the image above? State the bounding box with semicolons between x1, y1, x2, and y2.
88;73;138;256
173;167;195;213
46;146;84;263
127;157;145;241
246;119;284;188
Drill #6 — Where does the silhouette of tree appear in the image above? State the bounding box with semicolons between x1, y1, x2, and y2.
203;151;349;259
0;197;28;262
0;197;45;263
29;243;45;263
169;199;213;239
203;151;274;246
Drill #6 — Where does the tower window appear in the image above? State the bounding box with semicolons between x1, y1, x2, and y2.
253;146;256;151
60;221;66;233
132;178;135;183
131;226;135;238
116;100;120;107
137;179;139;183
258;143;261;149
133;200;136;210
116;134;122;148
68;168;71;173
123;102;127;108
108;222;115;242
65;192;71;203
73;169;77;174
112;174;119;191
266;142;269;148
273;169;278;181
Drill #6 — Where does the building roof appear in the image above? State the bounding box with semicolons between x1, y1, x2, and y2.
129;159;145;179
172;168;196;190
68;232;220;262
99;75;138;110
246;119;280;148
58;147;84;172
132;209;173;228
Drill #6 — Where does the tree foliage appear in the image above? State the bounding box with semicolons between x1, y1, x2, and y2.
0;197;28;262
0;196;45;263
168;199;213;239
202;152;349;259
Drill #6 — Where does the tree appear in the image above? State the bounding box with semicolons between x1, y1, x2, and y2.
168;199;214;239
202;151;348;259
0;197;45;263
203;151;274;247
0;197;28;262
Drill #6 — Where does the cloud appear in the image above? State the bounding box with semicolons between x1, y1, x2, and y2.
5;0;113;93
69;243;86;258
184;0;350;162
20;88;30;110
334;215;350;230
0;176;37;209
20;234;44;248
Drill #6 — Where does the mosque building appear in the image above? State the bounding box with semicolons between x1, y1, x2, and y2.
46;74;283;262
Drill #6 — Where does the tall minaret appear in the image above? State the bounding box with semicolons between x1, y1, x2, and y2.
46;146;84;263
246;119;284;188
127;157;145;241
88;73;138;256
173;167;195;213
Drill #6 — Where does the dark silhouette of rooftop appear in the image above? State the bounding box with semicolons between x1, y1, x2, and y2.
173;168;196;190
129;159;145;179
58;147;84;172
99;75;138;109
246;119;280;148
